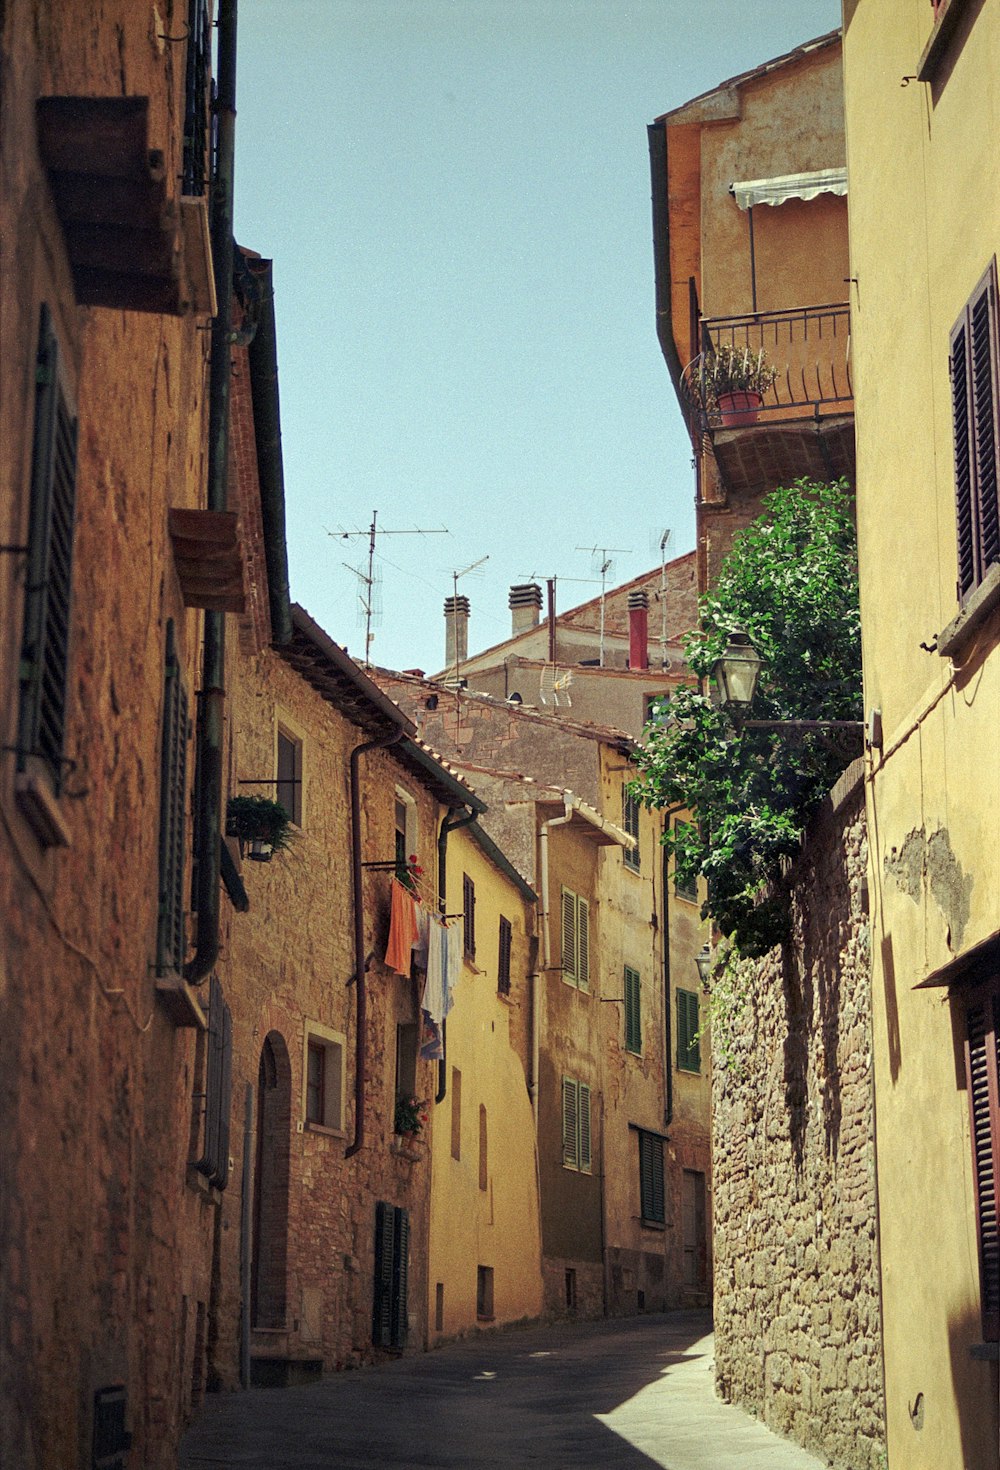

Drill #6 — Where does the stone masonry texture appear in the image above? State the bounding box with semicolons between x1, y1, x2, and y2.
710;762;886;1470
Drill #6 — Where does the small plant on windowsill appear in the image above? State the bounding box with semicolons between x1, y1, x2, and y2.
225;795;295;863
393;1095;428;1138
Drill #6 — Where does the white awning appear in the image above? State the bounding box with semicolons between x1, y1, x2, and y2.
730;167;848;211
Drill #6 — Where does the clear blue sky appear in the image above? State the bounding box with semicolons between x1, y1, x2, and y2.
234;0;841;674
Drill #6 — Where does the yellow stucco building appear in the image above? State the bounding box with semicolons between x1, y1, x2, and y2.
843;2;1000;1465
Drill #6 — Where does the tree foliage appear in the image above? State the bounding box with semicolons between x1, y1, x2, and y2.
632;479;862;957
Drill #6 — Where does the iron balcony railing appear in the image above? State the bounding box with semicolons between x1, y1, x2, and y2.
682;302;853;430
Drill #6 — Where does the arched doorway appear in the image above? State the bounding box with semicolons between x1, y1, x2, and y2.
251;1031;291;1329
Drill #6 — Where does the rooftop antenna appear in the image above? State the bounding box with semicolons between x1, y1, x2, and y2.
576;543;632;667
330;510;447;665
651;527;672;669
450;554;488;687
341;559;383;661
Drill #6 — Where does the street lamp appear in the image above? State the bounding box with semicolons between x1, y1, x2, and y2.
711;627;763;710
694;944;714;989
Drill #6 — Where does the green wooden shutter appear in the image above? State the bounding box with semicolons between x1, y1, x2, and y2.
624;966;641;1053
157;622;189;975
676;989;701;1072
970;268;1000;582
561;887;577;983
18;303;78;792
372;1201;396;1346
561;1077;579;1168
497;916;512;996
639;1131;665;1223
393;1207;410;1348
579;1082;592;1172
623;786;640;870
577;896;590;992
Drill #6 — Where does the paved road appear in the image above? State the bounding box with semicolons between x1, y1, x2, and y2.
179;1311;826;1470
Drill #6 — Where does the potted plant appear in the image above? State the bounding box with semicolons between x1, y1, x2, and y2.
393;1095;428;1138
225;794;295;863
698;343;778;426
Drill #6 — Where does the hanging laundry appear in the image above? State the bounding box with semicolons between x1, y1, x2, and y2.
422;918;448;1023
384;878;418;976
442;918;462;1018
420;1011;444;1061
413;902;430;970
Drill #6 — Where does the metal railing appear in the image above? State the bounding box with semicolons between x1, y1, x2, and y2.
682;302;853;428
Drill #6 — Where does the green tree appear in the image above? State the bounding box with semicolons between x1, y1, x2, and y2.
632;479;862;957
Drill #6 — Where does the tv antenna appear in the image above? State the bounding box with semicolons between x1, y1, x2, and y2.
651;527;672;669
330;510;448;665
449;554;488;686
575;543;632;667
341;559;383;661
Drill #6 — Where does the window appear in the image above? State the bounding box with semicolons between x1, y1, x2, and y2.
479;1104;488;1191
673;817;698;902
303;1025;345;1132
638;1129;665;1225
395;1023;419;1107
624;965;642;1054
462;873;476;959
16;303;78;801
497;916;512;996
435;1282;444;1332
963;975;999;1342
275;724;302;825
476;1265;494;1320
623;785;640;871
560;887;590;991
193;975;232;1189
676;989;701;1073
373;1201;409;1348
950;261;1000;606
561;1076;592;1173
157;621;189;976
394;787;417;886
451;1067;462;1160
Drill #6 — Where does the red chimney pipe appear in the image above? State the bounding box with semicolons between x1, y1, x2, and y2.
628;590;649;671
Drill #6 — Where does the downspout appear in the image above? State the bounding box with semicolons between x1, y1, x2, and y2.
536;802;575;1125
662;843;673;1128
345;728;404;1159
647;120;685;403
434;804;479;1105
186;0;237;984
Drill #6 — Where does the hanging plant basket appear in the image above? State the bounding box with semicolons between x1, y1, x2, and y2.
225;795;295;863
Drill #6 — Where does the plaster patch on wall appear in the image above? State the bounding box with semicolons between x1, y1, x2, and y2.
883;826;973;951
883;830;924;903
926;828;972;952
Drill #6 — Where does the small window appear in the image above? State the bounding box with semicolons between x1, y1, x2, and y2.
435;1282;444;1332
565;1268;577;1311
624;965;642;1054
476;1265;494;1320
304;1026;345;1132
623;785;640;871
157;621;189;977
949;260;1000;606
276;725;302;826
497;916;512;996
560;887;590;991
479;1104;488;1191
451;1067;462;1160
395;1023;419;1106
561;1076;592;1173
676;988;701;1073
17;303;78;799
194;975;232;1189
394;787;417;887
638;1129;665;1225
462;873;476;959
673;817;698;903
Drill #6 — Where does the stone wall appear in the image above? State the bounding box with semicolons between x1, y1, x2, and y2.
711;760;886;1469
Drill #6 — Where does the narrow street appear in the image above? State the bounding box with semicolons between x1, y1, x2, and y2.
179;1312;825;1470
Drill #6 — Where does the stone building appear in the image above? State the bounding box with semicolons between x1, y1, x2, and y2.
374;672;713;1320
844;2;1000;1464
0;3;270;1465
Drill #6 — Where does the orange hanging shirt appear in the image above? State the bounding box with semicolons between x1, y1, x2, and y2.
385;879;419;975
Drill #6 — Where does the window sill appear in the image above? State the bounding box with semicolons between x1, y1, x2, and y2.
186;1164;222;1206
390;1134;425;1162
917;0;972;81
937;564;1000;659
155;973;208;1029
304;1121;345;1140
969;1341;999;1362
14;771;71;848
640;1217;666;1232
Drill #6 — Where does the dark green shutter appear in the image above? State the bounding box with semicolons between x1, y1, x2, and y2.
623;786;640;870
157;622;188;975
676;989;701;1073
498;916;512;995
18;303;78;792
639;1131;665;1224
373;1202;410;1349
579;1082;592;1172
625;966;642;1053
577;897;590;992
196;976;232;1190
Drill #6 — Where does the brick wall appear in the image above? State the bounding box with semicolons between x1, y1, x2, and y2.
710;762;886;1468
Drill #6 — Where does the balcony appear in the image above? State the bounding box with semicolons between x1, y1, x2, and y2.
682;303;855;495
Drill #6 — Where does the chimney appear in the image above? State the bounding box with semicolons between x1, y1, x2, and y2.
628;589;649;671
509;582;542;636
444;594;470;670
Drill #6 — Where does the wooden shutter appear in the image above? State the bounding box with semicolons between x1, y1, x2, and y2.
951;262;1000;603
677;989;701;1072
372;1201;396;1347
623;786;640;870
196;975;232;1189
392;1208;410;1348
625;966;641;1053
497;916;512;996
577;897;590;992
463;873;476;958
561;1077;579;1168
157;621;189;975
639;1131;665;1223
561;888;577;982
579;1082;592;1172
18;304;78;792
965;986;1000;1342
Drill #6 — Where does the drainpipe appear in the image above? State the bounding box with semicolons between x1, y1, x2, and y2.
434;804;478;1105
186;0;237;984
535;802;576;1124
345;728;403;1158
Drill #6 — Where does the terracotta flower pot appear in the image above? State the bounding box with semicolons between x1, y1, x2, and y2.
717;390;763;427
